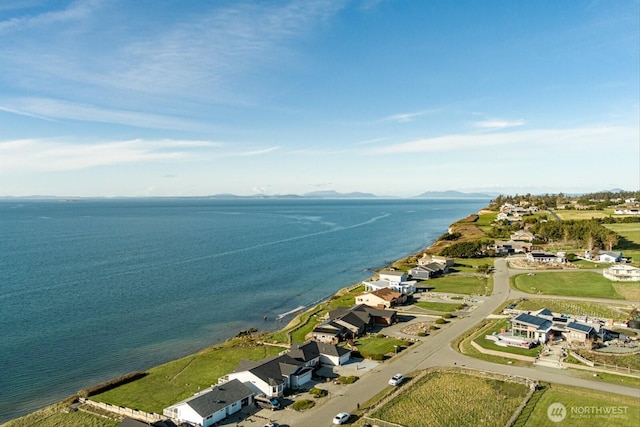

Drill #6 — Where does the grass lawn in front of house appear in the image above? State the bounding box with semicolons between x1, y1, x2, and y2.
353;335;410;359
414;301;462;312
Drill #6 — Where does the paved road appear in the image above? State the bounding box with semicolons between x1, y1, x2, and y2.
273;258;640;427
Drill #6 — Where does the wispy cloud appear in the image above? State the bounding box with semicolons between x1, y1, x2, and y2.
383;111;426;123
473;119;526;129
0;138;223;172
0;0;103;34
0;98;203;130
235;146;281;156
369;126;637;154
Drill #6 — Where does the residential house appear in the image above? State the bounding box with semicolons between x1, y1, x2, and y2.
311;304;397;343
603;264;640;282
510;313;553;343
287;341;351;367
408;262;445;280
362;279;416;295
564;321;597;346
355;288;405;308
163;379;253;427
510;230;535;242
526;251;563;264
222;354;313;397
417;254;455;269
598;251;623;263
378;270;407;283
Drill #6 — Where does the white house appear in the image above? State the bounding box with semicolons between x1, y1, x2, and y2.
526;251;563;264
378;270;407;283
163;379;253;427
222;354;313;397
362;279;416;295
603;264;640;282
597;251;623;263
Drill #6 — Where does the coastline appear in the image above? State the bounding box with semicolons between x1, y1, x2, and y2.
2;204;489;426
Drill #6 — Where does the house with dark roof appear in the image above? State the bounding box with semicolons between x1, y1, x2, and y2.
510;312;553;343
287;341;351;366
163;379;253;427
222;354;313;398
408;262;445;280
564;321;597;345
311;304;397;343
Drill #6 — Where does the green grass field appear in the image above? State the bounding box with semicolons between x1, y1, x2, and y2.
515;383;640;427
91;339;282;415
511;271;627;299
369;369;529;427
423;274;490;295
414;300;462;312
353;335;410;358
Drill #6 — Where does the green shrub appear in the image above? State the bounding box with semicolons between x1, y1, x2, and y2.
430;325;439;330
292;399;315;411
417;332;427;337
443;313;452;319
370;353;385;361
435;318;446;325
337;375;359;384
309;387;327;398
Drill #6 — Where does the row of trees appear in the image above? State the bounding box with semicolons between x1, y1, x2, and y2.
530;219;619;251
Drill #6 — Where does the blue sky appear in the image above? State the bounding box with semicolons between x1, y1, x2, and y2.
0;0;638;197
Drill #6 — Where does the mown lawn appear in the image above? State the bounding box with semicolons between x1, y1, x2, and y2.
511;271;625;299
92;339;282;415
423;274;490;295
516;383;640;427
353;335;410;359
414;300;462;312
370;369;529;427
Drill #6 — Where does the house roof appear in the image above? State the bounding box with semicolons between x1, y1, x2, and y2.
234;354;306;387
379;270;405;277
513;313;552;330
288;341;351;361
369;287;402;301
170;379;253;418
566;321;595;334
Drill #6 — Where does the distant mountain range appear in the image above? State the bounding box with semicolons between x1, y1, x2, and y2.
208;190;495;199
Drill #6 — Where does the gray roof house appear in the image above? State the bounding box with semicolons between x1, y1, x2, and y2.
564;321;597;345
222;354;313;397
312;304;397;343
163;379;253;427
287;341;351;366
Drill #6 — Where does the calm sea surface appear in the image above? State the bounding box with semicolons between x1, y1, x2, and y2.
0;197;489;422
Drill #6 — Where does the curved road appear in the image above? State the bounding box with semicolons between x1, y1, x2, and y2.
291;258;639;426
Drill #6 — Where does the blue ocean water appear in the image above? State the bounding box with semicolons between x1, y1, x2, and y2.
0;197;488;422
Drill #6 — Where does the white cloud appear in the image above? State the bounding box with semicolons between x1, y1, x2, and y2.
1;98;202;130
383;111;425;123
0;0;103;33
0;138;222;172
370;126;637;154
473;119;526;129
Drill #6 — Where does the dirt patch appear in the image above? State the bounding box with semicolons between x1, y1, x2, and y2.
400;321;433;335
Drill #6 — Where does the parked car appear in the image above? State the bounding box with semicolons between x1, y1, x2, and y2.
254;395;281;410
388;373;404;386
333;412;350;425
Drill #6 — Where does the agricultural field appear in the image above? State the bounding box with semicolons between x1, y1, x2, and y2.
604;222;640;267
514;383;640;427
368;369;530;427
552;209;619;220
511;271;637;300
91;339;282;415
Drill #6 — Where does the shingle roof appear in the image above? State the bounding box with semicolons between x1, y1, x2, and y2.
235;354;306;387
171;379;253;418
